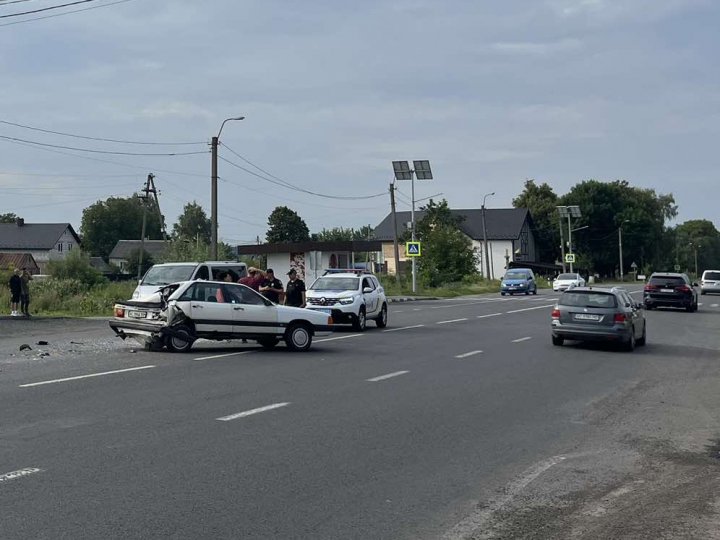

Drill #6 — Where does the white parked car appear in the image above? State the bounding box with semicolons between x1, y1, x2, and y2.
701;270;720;295
553;272;586;292
132;261;248;299
305;271;388;331
110;280;333;352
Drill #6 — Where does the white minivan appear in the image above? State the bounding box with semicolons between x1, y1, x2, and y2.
132;261;248;299
701;270;720;295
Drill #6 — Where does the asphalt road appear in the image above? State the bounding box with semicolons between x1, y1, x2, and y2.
2;289;720;539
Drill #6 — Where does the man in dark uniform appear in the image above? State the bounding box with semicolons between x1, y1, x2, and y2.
259;269;283;303
284;268;306;308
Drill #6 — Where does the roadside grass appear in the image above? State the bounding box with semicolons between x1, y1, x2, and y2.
378;275;553;298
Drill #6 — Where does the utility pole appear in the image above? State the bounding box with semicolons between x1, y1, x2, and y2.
211;135;219;260
137;173;155;281
558;212;566;273
618;225;624;282
389;182;401;283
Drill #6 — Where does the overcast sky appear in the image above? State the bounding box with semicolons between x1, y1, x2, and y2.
1;0;718;245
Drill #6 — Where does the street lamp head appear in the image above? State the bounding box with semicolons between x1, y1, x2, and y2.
217;116;245;138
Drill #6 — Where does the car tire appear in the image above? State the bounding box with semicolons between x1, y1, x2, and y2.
552;335;564;346
525;290;530;295
532;289;537;295
701;290;706;295
352;307;367;331
166;325;194;353
500;292;506;296
686;303;695;312
375;304;388;328
284;323;312;352
258;337;279;350
636;323;647;346
644;304;653;311
623;330;636;352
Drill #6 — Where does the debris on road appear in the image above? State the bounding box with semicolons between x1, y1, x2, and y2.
19;344;32;351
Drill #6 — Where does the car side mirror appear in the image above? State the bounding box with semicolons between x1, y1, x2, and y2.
692;282;699;287
528;277;533;281
363;287;373;293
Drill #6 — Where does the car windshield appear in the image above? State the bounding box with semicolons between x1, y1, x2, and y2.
311;277;359;291
703;271;720;281
557;273;577;280
560;291;618;308
142;265;195;286
504;271;529;280
649;276;685;287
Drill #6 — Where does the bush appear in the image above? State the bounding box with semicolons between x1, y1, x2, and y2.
47;250;106;286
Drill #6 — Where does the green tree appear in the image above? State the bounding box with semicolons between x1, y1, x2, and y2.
673;220;720;276
157;239;235;263
81;196;164;259
47;249;105;286
512;180;559;264
124;249;155;278
0;213;20;223
266;206;310;243
415;199;477;286
312;225;375;241
172;201;211;244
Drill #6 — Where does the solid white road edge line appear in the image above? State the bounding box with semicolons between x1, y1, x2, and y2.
477;313;502;319
437;318;468;325
383;324;425;333
506;304;555;314
442;455;568;540
0;467;43;483
455;350;483;358
367;370;409;382
316;334;365;343
194;350;255;361
512;336;533;343
19;365;156;388
217;402;290;422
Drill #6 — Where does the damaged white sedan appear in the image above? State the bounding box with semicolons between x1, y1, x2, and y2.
109;280;334;352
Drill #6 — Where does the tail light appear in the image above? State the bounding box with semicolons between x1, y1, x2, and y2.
114;306;125;318
551;308;561;320
644;284;657;292
614;313;626;323
676;285;691;293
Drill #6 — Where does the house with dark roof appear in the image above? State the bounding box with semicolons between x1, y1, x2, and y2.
108;240;170;273
0;253;40;275
0;219;81;273
373;208;538;279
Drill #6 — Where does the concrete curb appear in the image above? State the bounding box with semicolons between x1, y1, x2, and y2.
387;296;439;303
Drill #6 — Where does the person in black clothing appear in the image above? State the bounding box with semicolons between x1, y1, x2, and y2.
9;268;22;317
259;269;284;303
284;268;306;308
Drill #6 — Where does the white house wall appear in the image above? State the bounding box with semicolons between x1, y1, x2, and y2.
470;239;514;280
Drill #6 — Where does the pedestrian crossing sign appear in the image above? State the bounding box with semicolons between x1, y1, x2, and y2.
405;241;421;257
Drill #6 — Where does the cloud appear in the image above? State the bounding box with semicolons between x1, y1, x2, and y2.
489;38;583;56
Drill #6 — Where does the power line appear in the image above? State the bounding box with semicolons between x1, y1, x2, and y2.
0;0;37;7
0;0;135;27
0;134;208;156
0;119;206;146
0;0;99;19
218;151;386;201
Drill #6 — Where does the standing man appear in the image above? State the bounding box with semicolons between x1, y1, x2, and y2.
20;268;32;317
259;269;284;303
9;268;22;317
284;268;306;308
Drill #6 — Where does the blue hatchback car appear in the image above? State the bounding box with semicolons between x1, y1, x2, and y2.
500;268;538;295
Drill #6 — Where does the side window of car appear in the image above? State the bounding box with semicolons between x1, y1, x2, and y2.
234;285;267;305
196;265;210;280
363;277;374;291
177;284;196;302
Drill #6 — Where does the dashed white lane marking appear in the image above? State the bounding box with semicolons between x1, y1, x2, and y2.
383;324;425;333
0;467;43;483
442;455;568;540
413;308;422;311
512;336;533;343
194;350;255;361
477;313;502;319
506;304;555;314
316;334;365;343
455;350;483;359
367;370;409;382
217;402;290;422
699;303;704;306
437;318;468;325
19;365;156;388
712;304;719;308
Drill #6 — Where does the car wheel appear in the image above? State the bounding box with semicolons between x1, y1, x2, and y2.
623;330;636;352
352;307;367;331
258;337;279;350
701;290;706;295
166;325;194;353
284;323;312;352
644;304;653;311
552;335;564;346
500;292;506;296
686;303;694;312
532;288;538;295
636;323;647;346
375;303;388;328
525;290;530;295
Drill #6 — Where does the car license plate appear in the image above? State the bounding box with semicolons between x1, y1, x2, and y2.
315;308;332;315
575;313;600;321
128;310;146;319
661;288;674;293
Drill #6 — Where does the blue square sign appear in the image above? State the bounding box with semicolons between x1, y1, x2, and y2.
405;241;421;257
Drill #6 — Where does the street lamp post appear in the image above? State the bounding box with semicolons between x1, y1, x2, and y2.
481;192;495;280
557;206;582;273
618;219;630;282
689;242;701;278
211;116;245;260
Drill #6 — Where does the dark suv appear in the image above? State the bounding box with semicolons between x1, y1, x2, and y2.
643;272;698;312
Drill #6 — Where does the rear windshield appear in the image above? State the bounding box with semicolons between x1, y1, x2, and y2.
649;275;685;287
560;291;618;308
557;273;577;280
141;265;195;286
504;271;530;279
703;271;720;281
310;277;359;291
